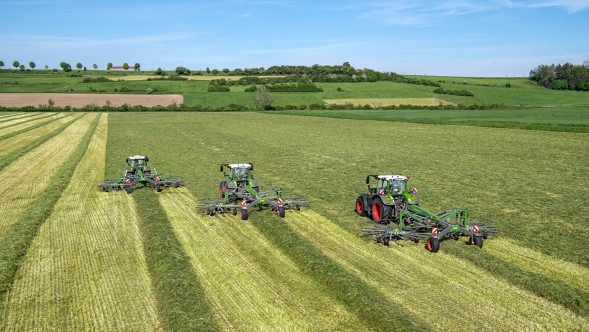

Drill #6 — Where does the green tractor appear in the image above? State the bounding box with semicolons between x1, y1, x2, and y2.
355;174;420;224
357;174;498;252
197;163;309;220
98;155;184;194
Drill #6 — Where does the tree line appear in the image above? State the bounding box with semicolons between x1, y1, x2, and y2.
0;61;139;72
529;61;589;91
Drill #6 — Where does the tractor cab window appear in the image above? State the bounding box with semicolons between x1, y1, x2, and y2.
376;179;389;191
390;179;406;194
131;159;145;168
233;168;249;180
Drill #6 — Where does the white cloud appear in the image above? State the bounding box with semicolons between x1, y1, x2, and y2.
514;0;589;12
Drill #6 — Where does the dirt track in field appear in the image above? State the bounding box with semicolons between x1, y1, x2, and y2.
0;93;184;108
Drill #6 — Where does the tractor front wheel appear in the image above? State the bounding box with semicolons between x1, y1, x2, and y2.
371;197;391;224
240;208;249;220
470;235;483;248
426;237;440;253
278;206;285;218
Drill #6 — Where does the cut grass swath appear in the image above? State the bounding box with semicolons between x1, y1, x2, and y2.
249;211;430;332
444;243;589;318
0;113;54;130
0;114;95;238
0;114;74;157
289;210;589;331
0;113;68;141
160;189;369;331
0;113;100;324
132;188;219;332
0;113;23;119
485;238;589;293
2;114;160;331
0;114;83;173
0;113;40;125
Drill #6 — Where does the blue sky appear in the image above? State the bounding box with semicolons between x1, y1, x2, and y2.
1;0;588;77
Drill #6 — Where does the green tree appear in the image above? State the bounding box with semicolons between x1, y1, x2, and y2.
155;67;163;75
206;67;210;73
212;68;219;75
0;60;4;68
254;85;275;109
93;64;98;69
134;63;140;71
123;62;129;70
19;64;25;71
44;64;48;69
29;61;36;69
60;61;72;72
13;61;20;69
222;68;229;74
76;62;83;70
107;62;113;70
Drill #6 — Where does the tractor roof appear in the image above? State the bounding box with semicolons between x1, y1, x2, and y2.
128;155;147;160
227;163;252;169
376;175;408;181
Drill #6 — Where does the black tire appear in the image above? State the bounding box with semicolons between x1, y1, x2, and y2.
470;235;483;248
355;195;368;217
382;237;390;246
371;197;391;224
278;206;285;218
240;208;249;220
451;233;460;241
126;185;132;194
156;183;162;192
426;237;440;253
103;187;109;192
231;208;237;216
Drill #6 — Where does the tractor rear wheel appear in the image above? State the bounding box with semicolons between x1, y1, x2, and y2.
126;186;132;194
278;206;285;218
240;208;249;220
371;197;391;224
426;237;440;253
470;235;483;248
355;195;368;217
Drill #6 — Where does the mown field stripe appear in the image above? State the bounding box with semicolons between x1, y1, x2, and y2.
485;238;589;293
0;114;83;173
160;189;369;331
249;212;430;332
0;114;92;238
0;113;40;125
132;189;219;331
2;114;160;331
0;113;54;129
0;113;100;324
288;210;589;331
0;113;23;119
445;244;589;318
0;113;68;141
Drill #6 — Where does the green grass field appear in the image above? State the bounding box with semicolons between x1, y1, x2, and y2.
2;70;588;108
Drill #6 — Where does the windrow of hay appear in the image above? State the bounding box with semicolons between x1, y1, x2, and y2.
0;114;96;238
324;98;456;107
0;113;23;119
288;210;589;332
0;113;38;124
2;114;160;331
0;113;62;138
0;113;55;131
485;238;589;293
159;189;369;331
0;114;76;158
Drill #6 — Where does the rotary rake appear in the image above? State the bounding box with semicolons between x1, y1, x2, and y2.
98;155;184;194
356;174;498;252
196;163;309;220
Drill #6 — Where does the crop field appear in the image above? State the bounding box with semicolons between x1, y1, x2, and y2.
0;110;588;331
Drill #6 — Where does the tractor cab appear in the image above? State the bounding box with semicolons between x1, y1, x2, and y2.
368;175;408;196
127;155;148;170
232;167;251;181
